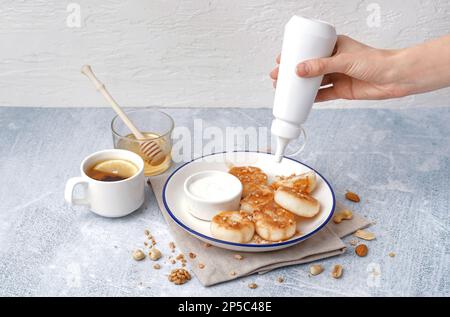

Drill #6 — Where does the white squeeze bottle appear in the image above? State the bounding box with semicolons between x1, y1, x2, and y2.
272;16;337;162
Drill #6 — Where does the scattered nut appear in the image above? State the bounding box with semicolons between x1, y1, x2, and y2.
333;209;353;224
355;244;369;257
176;253;185;261
345;191;360;202
234;254;244;260
310;264;324;276
149;248;162;261
144;229;150;236
349;239;359;246
248;283;258;289
229;271;237;276
153;263;161;270
277;276;284;283
198;263;205;269
168;268;191;285
189;252;196;259
354;229;376;241
388;252;396;258
169;242;176;249
132;249;146;261
331;265;343;279
170;259;176;264
204;243;211;248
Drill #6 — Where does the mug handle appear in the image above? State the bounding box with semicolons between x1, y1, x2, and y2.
65;177;90;206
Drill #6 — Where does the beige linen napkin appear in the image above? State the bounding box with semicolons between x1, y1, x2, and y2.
149;174;370;286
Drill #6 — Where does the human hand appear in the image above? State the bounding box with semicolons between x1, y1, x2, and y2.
270;35;409;102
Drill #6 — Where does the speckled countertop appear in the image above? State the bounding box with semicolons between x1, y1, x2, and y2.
0;106;449;296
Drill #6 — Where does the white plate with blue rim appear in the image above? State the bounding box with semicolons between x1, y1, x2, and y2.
162;151;335;252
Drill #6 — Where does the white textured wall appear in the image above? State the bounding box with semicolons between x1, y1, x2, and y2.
1;0;449;108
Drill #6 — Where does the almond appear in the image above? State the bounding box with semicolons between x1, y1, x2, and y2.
345;191;360;202
354;229;376;241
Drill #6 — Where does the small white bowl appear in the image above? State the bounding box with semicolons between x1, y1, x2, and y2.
183;170;243;221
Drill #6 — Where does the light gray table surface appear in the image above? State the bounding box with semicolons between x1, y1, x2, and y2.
0;106;449;297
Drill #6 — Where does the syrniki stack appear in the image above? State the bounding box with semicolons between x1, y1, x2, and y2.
240;184;274;213
274;186;320;218
229;166;268;197
207;166;322;244
210;211;255;243
253;202;296;241
271;171;317;193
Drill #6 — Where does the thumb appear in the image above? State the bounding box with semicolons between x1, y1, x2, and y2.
296;55;348;78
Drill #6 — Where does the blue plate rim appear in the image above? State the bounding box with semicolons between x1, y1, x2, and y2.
162;151;336;248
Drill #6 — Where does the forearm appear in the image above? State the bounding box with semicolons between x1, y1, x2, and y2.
393;34;450;96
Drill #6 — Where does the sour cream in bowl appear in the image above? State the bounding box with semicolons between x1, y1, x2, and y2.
183;170;243;221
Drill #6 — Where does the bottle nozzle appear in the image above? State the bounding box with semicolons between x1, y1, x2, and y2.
274;137;289;163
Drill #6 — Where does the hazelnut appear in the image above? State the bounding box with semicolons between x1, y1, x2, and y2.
310;264;324;276
132;249;146;261
355;244;368;257
149;248;162;261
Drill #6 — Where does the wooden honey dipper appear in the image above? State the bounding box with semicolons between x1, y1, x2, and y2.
81;65;165;166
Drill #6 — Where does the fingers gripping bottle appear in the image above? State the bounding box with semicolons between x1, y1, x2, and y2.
272;16;337;162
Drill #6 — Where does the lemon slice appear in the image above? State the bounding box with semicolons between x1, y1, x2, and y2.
93;159;138;179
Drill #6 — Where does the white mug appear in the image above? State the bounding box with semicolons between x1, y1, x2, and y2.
65;149;145;217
